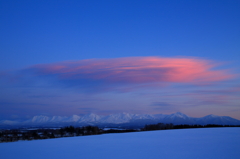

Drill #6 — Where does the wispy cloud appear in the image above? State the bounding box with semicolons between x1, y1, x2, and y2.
150;102;175;111
150;102;172;107
0;56;238;118
26;57;234;86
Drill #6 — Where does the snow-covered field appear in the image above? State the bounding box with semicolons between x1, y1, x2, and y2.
0;128;239;159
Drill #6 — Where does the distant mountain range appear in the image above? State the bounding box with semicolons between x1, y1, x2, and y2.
1;112;240;128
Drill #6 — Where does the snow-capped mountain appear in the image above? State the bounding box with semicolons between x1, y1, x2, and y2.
162;112;196;125
66;115;81;122
99;113;135;124
195;114;240;125
1;112;240;127
78;113;102;123
30;115;51;123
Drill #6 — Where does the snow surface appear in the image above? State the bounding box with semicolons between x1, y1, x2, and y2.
0;128;239;159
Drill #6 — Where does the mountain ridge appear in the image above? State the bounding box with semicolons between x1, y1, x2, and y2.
1;112;240;128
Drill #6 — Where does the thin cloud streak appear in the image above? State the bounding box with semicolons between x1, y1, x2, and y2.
28;57;234;85
1;56;239;119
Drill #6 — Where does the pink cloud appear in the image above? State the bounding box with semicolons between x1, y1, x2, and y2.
29;57;234;84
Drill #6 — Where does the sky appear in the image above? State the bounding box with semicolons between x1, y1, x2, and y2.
0;0;240;120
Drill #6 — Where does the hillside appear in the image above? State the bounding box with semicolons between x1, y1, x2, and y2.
0;128;239;159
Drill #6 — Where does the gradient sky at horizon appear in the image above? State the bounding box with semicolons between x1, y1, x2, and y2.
0;0;240;120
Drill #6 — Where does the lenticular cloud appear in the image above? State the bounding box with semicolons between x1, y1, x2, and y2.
29;57;233;84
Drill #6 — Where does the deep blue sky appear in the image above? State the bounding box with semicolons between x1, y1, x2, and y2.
0;0;240;120
1;0;239;69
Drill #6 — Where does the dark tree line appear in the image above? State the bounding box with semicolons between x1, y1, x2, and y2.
141;123;240;131
0;126;138;143
1;124;239;143
0;126;102;142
